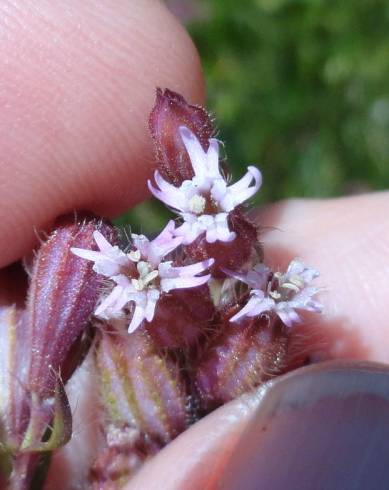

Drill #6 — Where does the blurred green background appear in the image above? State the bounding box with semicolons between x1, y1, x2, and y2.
119;0;389;231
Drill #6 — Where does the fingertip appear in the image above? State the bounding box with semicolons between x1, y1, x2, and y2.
0;0;205;266
254;192;389;363
127;392;261;490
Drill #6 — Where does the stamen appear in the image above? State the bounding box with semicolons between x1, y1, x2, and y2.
137;261;153;277
129;250;141;262
131;261;160;290
281;282;300;293
143;270;159;286
269;290;282;300
288;275;304;288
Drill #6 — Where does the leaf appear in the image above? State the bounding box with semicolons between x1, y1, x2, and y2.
20;382;72;453
0;448;12;484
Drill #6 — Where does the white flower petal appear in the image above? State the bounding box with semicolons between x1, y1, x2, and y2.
206;138;222;177
214;214;235;242
223;263;270;289
128;304;146;333
276;306;301;328
95;286;127;319
290;287;323;312
148;179;181;210
228;166;262;195
179;126;208;181
306;300;323;313
154;171;178;194
161;274;211;293
286;259;319;283
70;247;125;277
226;166;262;208
247;264;270;288
301;266;320;283
205;223;218;243
93;231;113;253
148;221;183;264
144;290;160;322
230;291;273;322
218;194;235;213
247;295;276;317
111;274;132;287
130;234;150;259
286;258;304;275
210;179;228;202
217;226;235;242
165;258;214;278
70;247;104;263
174;220;204;244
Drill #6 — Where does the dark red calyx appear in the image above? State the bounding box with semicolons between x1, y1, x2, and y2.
194;314;289;412
149;88;215;185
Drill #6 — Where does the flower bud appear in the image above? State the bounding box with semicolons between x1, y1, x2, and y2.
194;313;289;412
148;90;263;272
26;214;115;397
96;328;191;446
149;88;214;185
0;306;71;489
0;216;115;488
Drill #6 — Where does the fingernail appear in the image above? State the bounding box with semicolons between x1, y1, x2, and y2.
220;361;389;490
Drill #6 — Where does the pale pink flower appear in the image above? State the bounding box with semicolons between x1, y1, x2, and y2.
71;221;213;333
148;126;262;244
229;259;323;327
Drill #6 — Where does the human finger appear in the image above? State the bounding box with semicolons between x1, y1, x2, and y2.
0;0;204;267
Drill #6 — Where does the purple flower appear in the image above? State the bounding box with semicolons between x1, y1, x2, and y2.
71;221;213;333
229;259;323;327
148;126;262;244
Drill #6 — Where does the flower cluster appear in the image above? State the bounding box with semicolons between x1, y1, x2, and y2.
0;89;324;488
70;89;323;487
71;112;321;336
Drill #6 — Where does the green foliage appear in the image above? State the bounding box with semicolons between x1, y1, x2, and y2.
189;0;389;202
122;0;389;231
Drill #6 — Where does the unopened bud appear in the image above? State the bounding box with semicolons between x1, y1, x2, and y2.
194;314;289;412
96;328;191;445
26;214;115;396
149;88;214;185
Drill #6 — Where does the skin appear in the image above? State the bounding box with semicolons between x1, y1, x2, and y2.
1;1;388;488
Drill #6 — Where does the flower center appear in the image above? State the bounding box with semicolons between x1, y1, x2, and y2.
188;194;206;214
130;260;159;291
268;272;303;302
188;190;220;216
